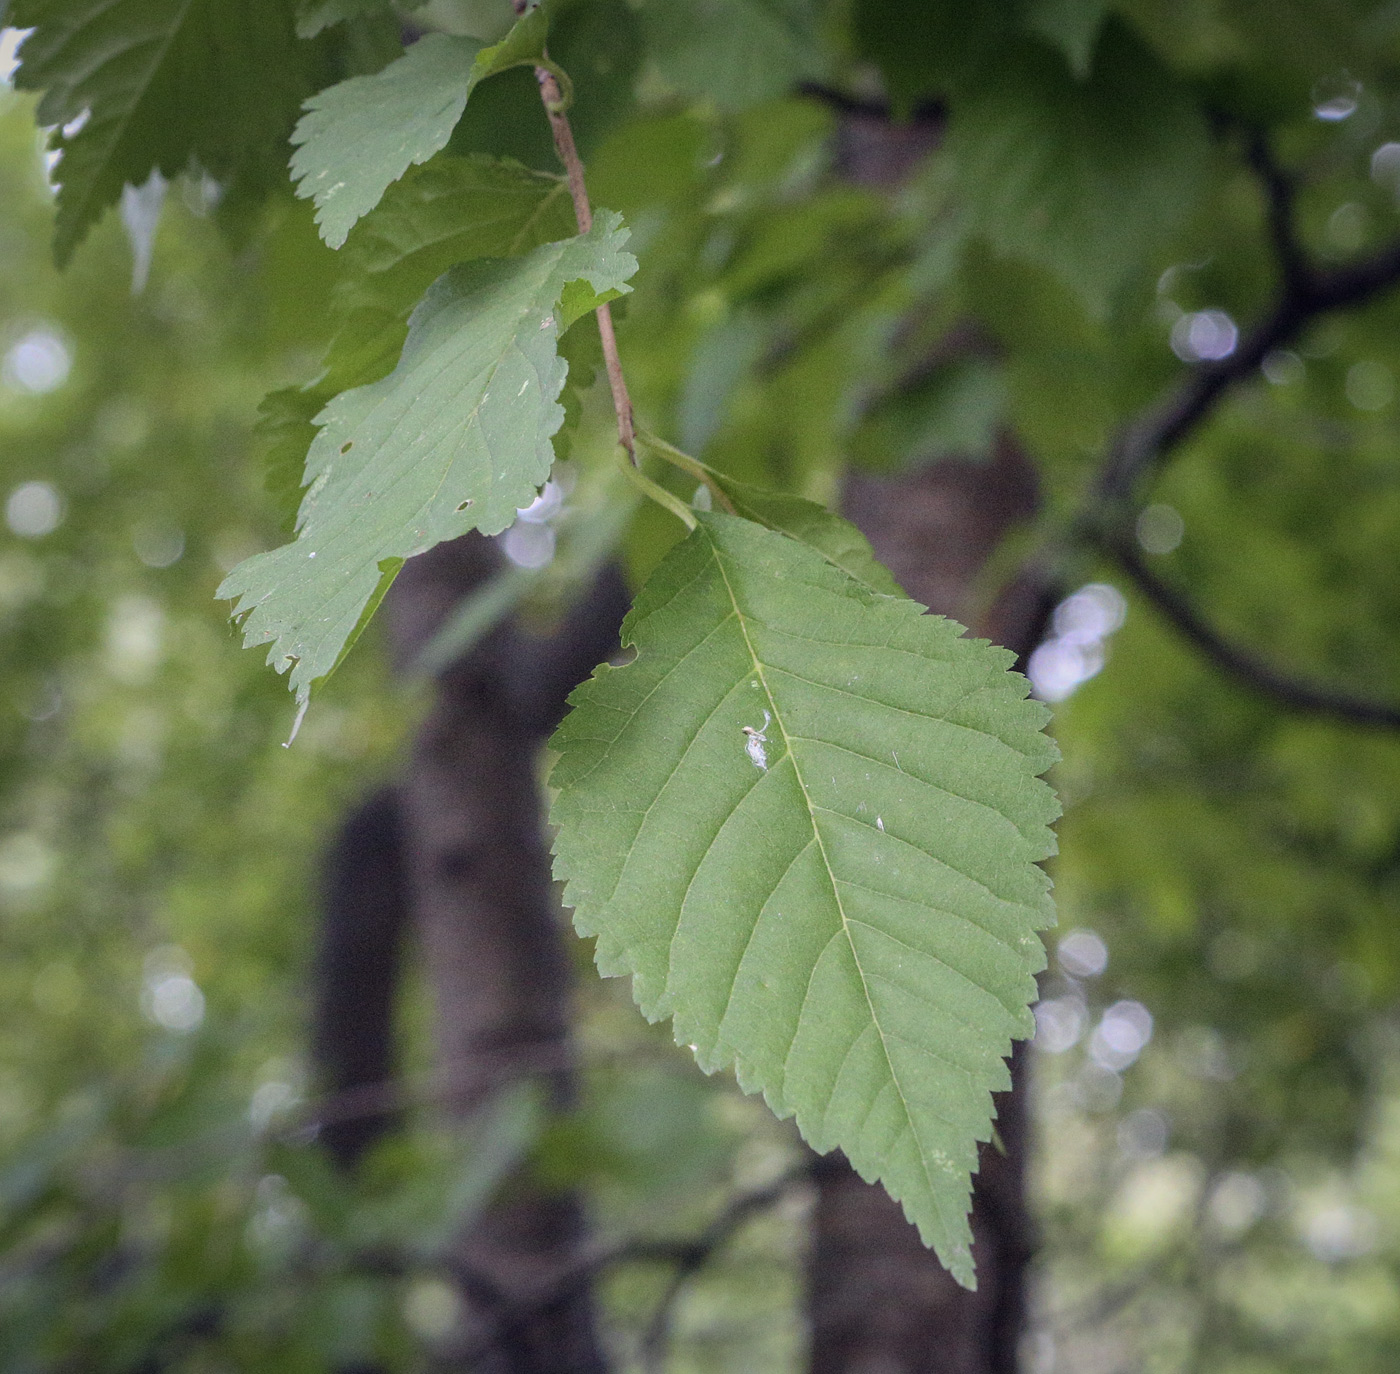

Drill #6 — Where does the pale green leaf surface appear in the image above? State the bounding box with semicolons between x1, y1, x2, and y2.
291;4;548;247
719;483;905;596
259;156;577;527
219;213;636;708
550;513;1059;1283
687;465;906;597
325;155;576;391
10;0;316;263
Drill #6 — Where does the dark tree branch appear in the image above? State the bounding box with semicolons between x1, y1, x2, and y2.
1098;530;1400;729
1053;131;1400;728
1244;129;1310;296
1093;231;1400;509
1092;121;1400;515
795;80;947;126
291;1045;575;1143
638;1167;807;1374
447;1168;809;1371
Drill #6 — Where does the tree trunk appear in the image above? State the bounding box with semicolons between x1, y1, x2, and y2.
805;441;1050;1374
313;786;410;1172
380;534;629;1373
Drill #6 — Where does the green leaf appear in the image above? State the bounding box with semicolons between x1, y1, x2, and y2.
219;213;636;713
1025;0;1109;77
851;0;1013;109
10;0;320;264
549;512;1059;1283
642;0;827;109
259;155;577;531
325;154;576;391
291;3;548;248
716;482;906;597
295;0;392;39
853;358;1008;472
949;20;1208;316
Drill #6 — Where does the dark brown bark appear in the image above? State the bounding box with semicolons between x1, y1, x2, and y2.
312;785;410;1170
381;534;630;1374
804;442;1044;1374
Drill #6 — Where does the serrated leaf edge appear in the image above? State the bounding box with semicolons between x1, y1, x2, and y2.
550;515;1059;1287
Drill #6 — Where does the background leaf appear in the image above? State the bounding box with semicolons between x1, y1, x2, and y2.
549;512;1060;1283
641;0;827;109
850;0;1013;110
1025;0;1110;78
291;4;548;248
9;0;326;264
295;0;394;39
947;20;1210;317
219;213;636;711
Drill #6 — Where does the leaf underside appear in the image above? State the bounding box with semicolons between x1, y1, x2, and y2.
326;155;576;392
549;513;1060;1285
218;213;636;709
258;155;577;528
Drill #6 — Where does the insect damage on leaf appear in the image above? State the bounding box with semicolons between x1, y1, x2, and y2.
742;709;772;770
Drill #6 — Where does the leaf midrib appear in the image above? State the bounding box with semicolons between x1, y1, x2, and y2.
704;529;950;1247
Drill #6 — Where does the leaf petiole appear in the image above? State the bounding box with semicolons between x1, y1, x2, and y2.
636;429;738;514
616;446;697;531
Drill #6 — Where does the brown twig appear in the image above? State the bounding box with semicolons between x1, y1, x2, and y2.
1097;529;1400;729
1050;132;1400;727
534;63;637;462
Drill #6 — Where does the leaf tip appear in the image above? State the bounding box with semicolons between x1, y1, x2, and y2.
284;696;311;748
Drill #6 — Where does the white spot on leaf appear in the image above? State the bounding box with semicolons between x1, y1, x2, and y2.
742;710;771;771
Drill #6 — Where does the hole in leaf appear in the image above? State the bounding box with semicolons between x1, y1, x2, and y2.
340;441;353;454
456;499;473;512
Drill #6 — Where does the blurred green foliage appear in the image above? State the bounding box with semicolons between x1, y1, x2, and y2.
2;0;1400;1369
